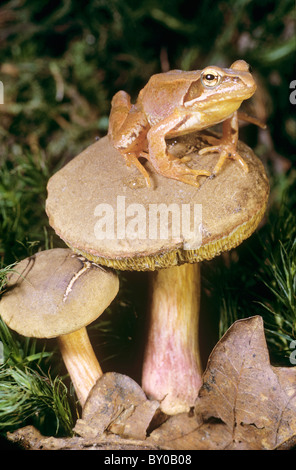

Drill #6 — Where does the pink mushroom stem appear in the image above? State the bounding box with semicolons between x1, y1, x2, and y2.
142;262;202;415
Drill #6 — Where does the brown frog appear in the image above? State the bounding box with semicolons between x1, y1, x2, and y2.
108;60;261;187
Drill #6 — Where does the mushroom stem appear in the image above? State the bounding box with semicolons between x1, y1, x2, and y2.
58;327;102;406
142;262;202;415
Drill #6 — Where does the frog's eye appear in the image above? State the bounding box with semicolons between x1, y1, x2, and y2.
201;70;221;88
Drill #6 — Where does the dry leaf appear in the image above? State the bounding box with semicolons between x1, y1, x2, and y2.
7;316;296;450
150;315;296;450
109;398;159;440
74;372;160;440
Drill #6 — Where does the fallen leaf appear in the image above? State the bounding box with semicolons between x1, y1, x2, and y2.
74;371;160;440
110;398;159;440
7;316;296;450
149;316;296;450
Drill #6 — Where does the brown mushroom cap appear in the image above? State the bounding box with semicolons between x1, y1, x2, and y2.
0;248;119;338
45;133;269;270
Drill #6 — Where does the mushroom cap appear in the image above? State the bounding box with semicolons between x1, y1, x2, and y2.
46;133;269;271
0;248;119;338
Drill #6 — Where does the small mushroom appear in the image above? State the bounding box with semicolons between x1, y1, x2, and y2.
46;132;269;414
0;248;119;406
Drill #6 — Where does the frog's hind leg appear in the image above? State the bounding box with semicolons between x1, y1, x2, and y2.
108;91;149;149
108;91;151;186
108;91;132;137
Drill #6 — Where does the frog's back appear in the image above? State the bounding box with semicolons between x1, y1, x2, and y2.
139;70;201;125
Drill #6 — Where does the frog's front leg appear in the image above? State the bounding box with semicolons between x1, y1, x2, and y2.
199;112;249;175
146;112;211;187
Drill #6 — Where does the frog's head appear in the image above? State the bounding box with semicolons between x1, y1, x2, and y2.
184;60;256;113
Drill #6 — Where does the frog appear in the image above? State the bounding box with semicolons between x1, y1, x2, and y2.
108;60;262;188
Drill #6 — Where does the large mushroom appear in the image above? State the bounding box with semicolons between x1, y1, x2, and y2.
45;132;269;414
0;248;119;406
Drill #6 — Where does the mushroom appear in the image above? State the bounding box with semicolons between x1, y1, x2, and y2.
45;132;269;414
0;248;119;406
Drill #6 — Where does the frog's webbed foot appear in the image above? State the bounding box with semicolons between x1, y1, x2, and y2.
157;155;211;187
199;141;249;176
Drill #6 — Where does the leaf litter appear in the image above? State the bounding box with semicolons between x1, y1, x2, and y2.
7;316;296;450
